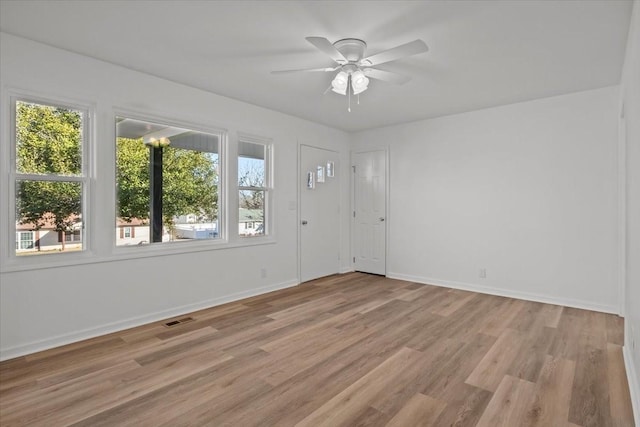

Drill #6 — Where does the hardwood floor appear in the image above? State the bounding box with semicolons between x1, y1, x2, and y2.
0;272;634;426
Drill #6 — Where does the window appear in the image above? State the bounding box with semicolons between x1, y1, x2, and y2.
115;116;222;246
61;230;81;243
12;98;88;256
15;231;34;251
238;138;270;237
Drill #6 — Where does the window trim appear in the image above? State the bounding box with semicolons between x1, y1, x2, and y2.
237;132;273;238
4;92;93;267
113;109;228;252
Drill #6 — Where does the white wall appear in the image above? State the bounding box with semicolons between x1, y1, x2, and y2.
352;86;620;313
621;0;640;420
0;33;352;360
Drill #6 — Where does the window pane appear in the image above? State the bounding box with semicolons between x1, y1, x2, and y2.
116;117;220;246
239;190;264;237
16;101;83;176
238;141;265;187
15;180;83;255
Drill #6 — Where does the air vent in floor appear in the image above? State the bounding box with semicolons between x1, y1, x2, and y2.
163;316;195;327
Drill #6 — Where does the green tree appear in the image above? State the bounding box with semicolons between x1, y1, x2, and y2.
116;137;218;227
15;102;83;236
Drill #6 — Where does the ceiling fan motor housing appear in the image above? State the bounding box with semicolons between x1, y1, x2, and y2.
333;38;367;63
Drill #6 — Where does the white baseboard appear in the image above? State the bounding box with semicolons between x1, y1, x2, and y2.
624;345;640;427
340;267;355;274
386;272;619;314
0;279;299;361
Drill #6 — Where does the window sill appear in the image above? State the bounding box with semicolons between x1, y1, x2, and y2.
0;236;277;274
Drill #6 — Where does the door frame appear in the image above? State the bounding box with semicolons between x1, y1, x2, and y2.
350;148;390;276
617;102;626;317
298;143;341;284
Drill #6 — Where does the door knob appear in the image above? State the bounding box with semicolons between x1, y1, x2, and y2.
301;220;308;225
379;217;385;222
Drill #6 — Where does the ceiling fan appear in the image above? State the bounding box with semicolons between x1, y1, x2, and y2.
272;37;428;110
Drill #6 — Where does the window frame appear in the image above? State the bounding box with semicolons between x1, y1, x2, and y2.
0;100;278;273
237;133;273;238
6;93;93;265
113;109;228;254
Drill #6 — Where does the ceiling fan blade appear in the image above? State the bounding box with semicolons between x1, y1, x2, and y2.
271;66;338;74
363;68;412;85
305;37;347;64
360;39;428;66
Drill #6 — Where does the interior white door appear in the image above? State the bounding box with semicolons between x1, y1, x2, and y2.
354;150;386;275
300;145;340;283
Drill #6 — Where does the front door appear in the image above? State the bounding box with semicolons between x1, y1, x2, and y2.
300;145;340;282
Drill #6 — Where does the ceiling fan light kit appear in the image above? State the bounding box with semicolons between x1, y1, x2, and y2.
272;36;429;112
331;70;349;95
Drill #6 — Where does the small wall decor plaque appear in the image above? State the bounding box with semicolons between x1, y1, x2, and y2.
307;171;315;189
317;165;325;183
326;161;335;178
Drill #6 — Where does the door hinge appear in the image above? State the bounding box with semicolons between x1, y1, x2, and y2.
353;257;356;263
353;211;356;218
352;165;356;173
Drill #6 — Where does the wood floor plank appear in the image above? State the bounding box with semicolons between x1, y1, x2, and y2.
431;289;477;317
465;328;526;392
420;333;497;401
506;325;555;383
0;272;632;427
548;316;583;361
475;375;537;427
606;343;635;427
223;307;448;426
385;393;447;427
568;332;612;427
431;382;493;427
540;304;564;328
606;315;625;346
524;355;576;426
478;298;526;337
70;349;268;427
295;347;426;427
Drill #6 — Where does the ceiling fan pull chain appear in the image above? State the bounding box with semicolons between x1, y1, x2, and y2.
357;94;360;105
348;78;352;112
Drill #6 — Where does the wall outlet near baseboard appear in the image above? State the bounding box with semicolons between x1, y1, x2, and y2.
479;268;487;279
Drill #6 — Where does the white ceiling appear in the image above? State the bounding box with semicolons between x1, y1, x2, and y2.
0;0;633;132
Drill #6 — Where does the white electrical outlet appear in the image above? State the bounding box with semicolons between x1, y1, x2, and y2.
479;268;487;279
